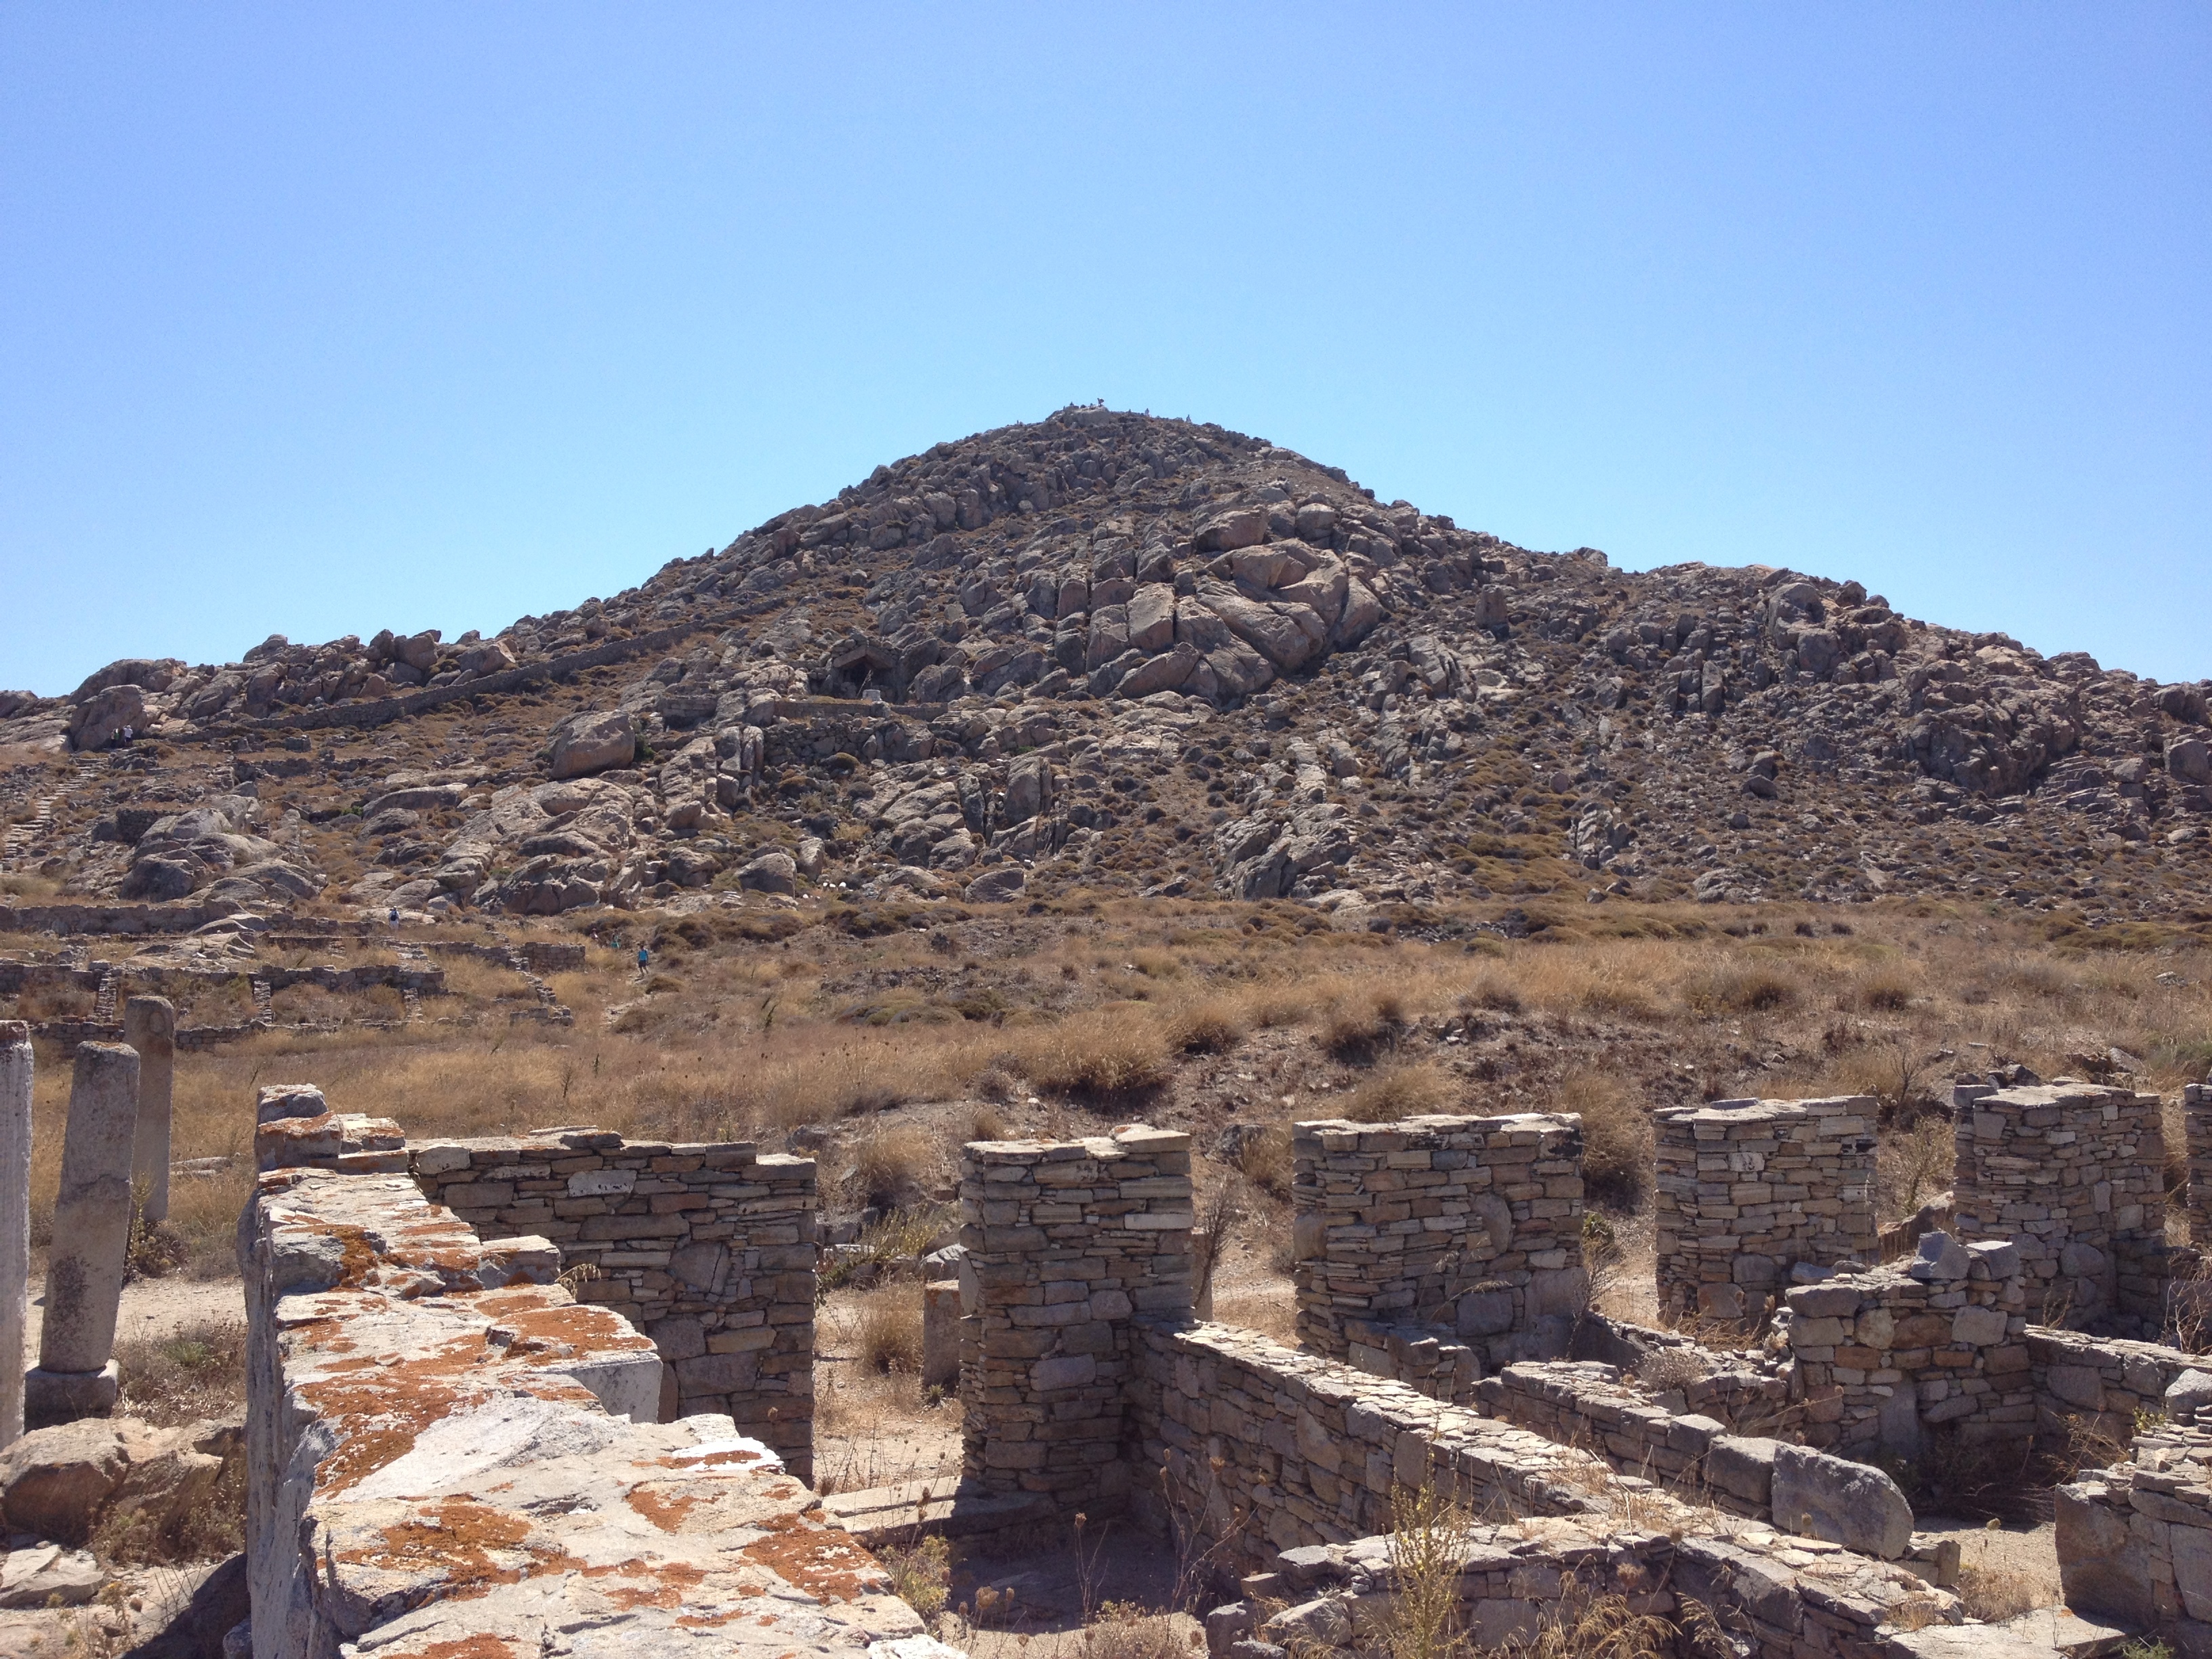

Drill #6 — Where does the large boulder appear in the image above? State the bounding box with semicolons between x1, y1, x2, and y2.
0;1418;131;1544
548;710;636;779
1193;508;1267;553
1770;1443;1913;1559
66;683;146;751
69;658;180;703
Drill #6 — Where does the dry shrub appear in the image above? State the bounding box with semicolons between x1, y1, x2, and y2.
1686;964;1800;1015
1342;1063;1456;1123
1077;1603;1191;1659
1164;998;1245;1055
1021;1007;1171;1100
1877;1113;1955;1222
856;1286;924;1374
117;1319;249;1426
880;1532;950;1616
964;1101;1008;1143
1851;972;1917;1012
1233;1124;1293;1200
1550;1069;1647;1209
1381;1481;1475;1659
845;1126;933;1211
1462;976;1523;1015
1319;986;1407;1062
1957;1563;2049;1622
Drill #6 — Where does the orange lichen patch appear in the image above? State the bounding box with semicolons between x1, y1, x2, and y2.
340;1498;550;1598
298;1326;600;1493
483;1297;657;1358
738;1514;883;1603
655;1447;765;1469
385;1637;520;1659
626;1484;704;1533
676;1608;746;1629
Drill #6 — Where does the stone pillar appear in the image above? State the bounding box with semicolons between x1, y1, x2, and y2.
922;1279;961;1390
2185;1084;2212;1249
25;1042;139;1426
124;996;176;1224
957;1124;1192;1509
1;1022;30;1449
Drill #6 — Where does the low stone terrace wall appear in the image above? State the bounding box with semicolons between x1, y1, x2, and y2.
1242;1515;1957;1659
1652;1097;1876;1326
1128;1317;1608;1569
1779;1233;2033;1460
2060;1417;2212;1648
1475;1360;1778;1519
239;1165;939;1659
410;1128;817;1480
2030;1326;2203;1446
1292;1113;1585;1372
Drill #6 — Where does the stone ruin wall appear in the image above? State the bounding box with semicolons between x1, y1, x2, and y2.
1290;1113;1586;1378
409;1128;817;1481
1780;1235;2033;1459
237;1158;935;1659
1950;1080;2169;1331
1652;1097;1876;1325
955;1124;1194;1507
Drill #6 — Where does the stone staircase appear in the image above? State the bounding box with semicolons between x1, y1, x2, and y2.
249;979;273;1023
92;970;119;1023
3;796;57;865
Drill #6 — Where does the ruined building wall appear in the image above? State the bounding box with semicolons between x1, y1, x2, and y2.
1950;1083;2166;1332
956;1124;1193;1509
2186;1083;2212;1248
1652;1097;1876;1324
1292;1113;1586;1374
239;1164;933;1659
1780;1235;2032;1459
411;1128;817;1480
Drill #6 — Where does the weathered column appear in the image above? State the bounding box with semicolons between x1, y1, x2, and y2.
25;1041;139;1426
0;1022;30;1448
124;996;176;1223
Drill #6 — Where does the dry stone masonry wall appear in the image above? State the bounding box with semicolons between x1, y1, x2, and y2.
410;1127;818;1479
1653;1097;1876;1326
1780;1232;2032;1460
1292;1113;1586;1375
956;1124;1193;1508
1950;1082;2167;1332
238;1161;938;1659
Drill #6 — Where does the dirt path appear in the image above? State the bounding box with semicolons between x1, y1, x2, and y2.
16;1272;244;1367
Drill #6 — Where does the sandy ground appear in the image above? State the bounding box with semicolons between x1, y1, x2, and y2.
16;1272;243;1368
1913;1516;2063;1615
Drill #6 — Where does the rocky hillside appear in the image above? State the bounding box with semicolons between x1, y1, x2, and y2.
3;406;2208;933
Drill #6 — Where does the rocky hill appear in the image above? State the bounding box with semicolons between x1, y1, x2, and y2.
3;405;2208;935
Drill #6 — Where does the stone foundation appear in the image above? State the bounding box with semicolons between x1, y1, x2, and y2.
410;1127;817;1479
1653;1097;1876;1324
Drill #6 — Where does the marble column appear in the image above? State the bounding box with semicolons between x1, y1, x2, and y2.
24;1041;138;1426
1;1021;30;1448
124;996;176;1223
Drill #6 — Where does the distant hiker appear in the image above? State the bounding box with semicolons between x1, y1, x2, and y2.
636;945;650;977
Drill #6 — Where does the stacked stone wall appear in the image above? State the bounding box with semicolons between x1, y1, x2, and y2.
1950;1082;2166;1331
1779;1235;2032;1458
1652;1097;1875;1324
2060;1418;2212;1647
2187;1083;2212;1248
2029;1326;2202;1446
956;1124;1193;1509
411;1127;817;1479
1473;1360;1779;1519
238;1163;937;1659
1292;1113;1585;1373
1126;1317;1608;1567
1248;1516;1955;1659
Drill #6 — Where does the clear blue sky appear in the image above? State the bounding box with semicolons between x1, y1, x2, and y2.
3;4;2206;695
